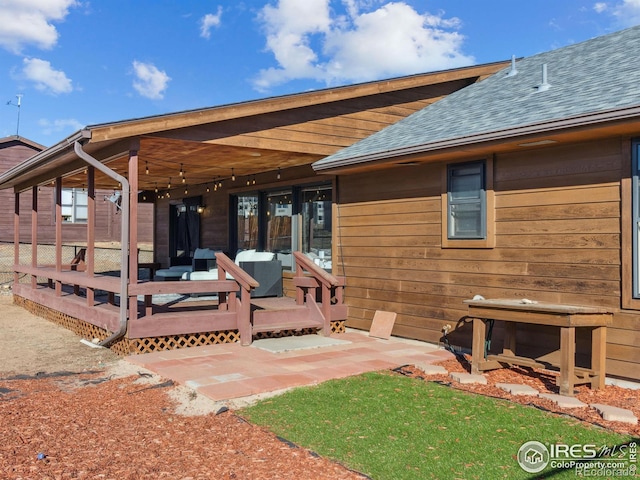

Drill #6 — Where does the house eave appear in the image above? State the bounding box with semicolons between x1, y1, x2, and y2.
0;130;91;191
313;104;640;173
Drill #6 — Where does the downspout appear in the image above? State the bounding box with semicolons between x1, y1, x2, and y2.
73;140;130;347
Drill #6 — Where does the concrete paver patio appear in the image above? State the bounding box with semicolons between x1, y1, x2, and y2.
127;330;454;403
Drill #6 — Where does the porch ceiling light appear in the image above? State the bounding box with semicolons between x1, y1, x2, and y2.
197;205;205;214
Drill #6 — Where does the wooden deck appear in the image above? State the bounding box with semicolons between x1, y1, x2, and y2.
12;252;348;353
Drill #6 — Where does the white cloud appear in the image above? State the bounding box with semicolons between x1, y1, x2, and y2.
253;0;473;91
22;58;73;94
594;0;640;26
0;0;78;54
38;117;84;136
593;2;608;13
200;6;223;39
132;61;171;100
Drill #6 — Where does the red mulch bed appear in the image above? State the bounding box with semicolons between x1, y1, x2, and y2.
2;360;638;479
397;354;640;438
0;374;367;480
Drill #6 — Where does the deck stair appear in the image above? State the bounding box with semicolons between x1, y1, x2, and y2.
247;252;348;343
251;296;324;334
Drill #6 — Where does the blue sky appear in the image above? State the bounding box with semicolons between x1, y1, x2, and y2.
1;0;639;147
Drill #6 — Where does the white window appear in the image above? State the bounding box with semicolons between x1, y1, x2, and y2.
61;188;88;223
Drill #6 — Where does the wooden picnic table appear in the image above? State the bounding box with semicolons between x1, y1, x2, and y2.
464;298;613;396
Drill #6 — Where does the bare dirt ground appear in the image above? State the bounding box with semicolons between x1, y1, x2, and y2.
0;293;367;479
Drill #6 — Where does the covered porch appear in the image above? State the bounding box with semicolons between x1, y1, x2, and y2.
6;121;352;354
0;62;508;354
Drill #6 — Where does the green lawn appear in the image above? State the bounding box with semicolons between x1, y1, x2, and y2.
240;371;636;479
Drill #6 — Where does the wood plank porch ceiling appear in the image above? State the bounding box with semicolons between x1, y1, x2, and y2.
60;137;324;191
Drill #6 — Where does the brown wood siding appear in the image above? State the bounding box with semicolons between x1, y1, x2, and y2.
336;138;640;382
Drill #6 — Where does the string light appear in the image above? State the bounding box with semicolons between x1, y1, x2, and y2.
277;168;281;180
179;163;184;177
168;177;171;189
145;162;149;175
154;183;158;193
231;168;235;181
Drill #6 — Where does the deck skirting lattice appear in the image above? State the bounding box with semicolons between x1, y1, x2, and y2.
13;295;345;355
130;331;241;354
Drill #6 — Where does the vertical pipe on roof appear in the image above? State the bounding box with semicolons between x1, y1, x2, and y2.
73;141;130;347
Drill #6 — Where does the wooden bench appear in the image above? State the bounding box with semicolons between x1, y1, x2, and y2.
464;298;613;396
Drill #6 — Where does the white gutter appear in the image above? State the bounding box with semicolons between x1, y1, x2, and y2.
73;140;130;347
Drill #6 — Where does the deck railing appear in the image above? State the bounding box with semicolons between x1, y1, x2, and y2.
12;252;260;344
12;251;345;346
293;251;346;334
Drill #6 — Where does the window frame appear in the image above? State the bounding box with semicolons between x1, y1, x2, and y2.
441;158;495;249
622;138;640;309
230;181;333;270
59;187;89;224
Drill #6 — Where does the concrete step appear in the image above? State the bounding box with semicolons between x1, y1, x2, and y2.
495;383;539;396
538;393;587;408
590;404;638;425
449;372;487;385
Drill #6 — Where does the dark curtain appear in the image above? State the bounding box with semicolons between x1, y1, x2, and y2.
174;196;201;257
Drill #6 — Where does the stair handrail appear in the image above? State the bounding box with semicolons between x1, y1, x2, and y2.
215;252;259;345
215;253;260;290
293;252;345;335
293;251;340;287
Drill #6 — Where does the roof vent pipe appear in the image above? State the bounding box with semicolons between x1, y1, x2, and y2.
505;55;518;77
536;63;551;92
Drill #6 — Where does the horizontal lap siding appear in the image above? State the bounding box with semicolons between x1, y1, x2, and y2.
337;138;640;381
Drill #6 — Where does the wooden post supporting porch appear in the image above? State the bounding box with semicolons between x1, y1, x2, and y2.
128;141;140;324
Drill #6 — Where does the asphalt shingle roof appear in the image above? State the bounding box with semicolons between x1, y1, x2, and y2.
314;25;640;169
